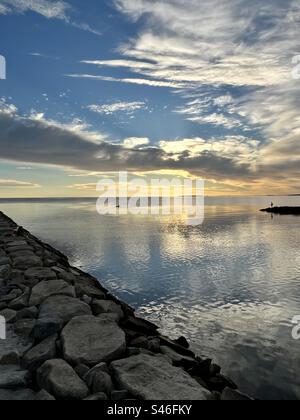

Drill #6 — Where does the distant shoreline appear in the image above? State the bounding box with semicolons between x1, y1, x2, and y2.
0;194;300;202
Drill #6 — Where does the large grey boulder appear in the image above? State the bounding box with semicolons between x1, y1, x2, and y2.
85;363;114;395
111;354;212;400
92;299;124;320
37;359;89;400
0;365;30;389
160;346;196;364
23;334;58;371
73;277;106;299
61;315;126;366
9;288;30;310
38;295;92;327
29;280;75;306
4;240;28;248
13;256;42;270
24;268;57;281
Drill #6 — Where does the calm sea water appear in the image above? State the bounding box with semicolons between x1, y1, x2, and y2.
1;196;300;400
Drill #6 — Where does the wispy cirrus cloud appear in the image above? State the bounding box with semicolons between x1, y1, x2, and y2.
66;74;182;88
0;0;70;20
0;3;10;14
175;96;247;130
77;0;300;143
0;0;101;35
0;179;40;188
87;102;147;116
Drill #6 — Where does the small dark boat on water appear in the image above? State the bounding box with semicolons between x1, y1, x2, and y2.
260;206;300;215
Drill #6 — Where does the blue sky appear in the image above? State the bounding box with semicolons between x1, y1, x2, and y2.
0;0;299;197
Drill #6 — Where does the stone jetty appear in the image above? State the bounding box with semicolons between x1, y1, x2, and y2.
260;206;300;215
0;211;251;401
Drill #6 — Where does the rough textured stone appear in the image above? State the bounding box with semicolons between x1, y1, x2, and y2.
7;245;33;254
207;374;238;393
174;336;190;349
0;350;20;365
0;265;11;281
13;256;42;270
38;295;92;327
148;338;161;353
0;288;22;303
23;334;58;371
35;389;56;400
62;315;126;366
111;390;130;400
160;336;195;358
13;319;36;337
10;251;36;260
85;362;109;378
0;256;10;265
92;299;124;320
0;389;36;401
25;267;57;281
9;288;30;310
84;392;108;401
34;318;62;341
87;370;114;395
0;308;17;323
111;354;211;400
29;280;75;306
17;307;38;320
74;277;106;299
97;313;121;323
81;295;92;305
0;365;30;389
0;326;33;363
123;316;159;336
130;336;150;350
160;346;196;365
37;359;89;400
74;364;90;380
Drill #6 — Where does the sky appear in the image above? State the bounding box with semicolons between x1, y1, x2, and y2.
0;0;300;198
